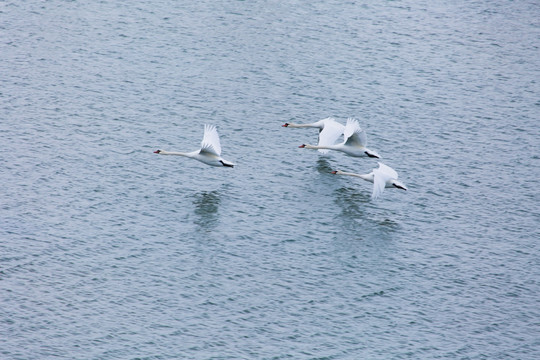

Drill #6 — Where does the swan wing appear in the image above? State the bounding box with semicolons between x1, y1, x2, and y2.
372;167;392;199
317;118;345;153
343;118;367;147
377;162;398;179
200;124;222;156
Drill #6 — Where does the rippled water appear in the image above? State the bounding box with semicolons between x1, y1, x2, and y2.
1;1;539;359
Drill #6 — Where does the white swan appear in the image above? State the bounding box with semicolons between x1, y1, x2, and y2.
282;117;344;154
299;118;380;158
331;162;407;199
154;124;235;167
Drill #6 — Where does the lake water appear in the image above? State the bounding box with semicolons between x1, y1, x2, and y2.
1;1;539;359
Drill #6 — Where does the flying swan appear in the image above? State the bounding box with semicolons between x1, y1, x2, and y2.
154;124;235;167
331;162;407;199
282;117;344;154
299;118;380;158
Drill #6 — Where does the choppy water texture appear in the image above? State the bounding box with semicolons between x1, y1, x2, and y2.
1;1;539;359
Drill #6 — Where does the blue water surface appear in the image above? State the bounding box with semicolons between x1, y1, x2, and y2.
1;1;539;359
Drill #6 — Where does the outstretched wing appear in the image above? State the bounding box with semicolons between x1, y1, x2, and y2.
371;163;398;199
200;124;222;156
343;118;367;147
371;168;390;200
377;162;398;179
317;118;345;154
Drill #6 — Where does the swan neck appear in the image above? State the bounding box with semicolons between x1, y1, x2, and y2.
338;171;372;181
159;150;191;157
288;123;316;128
305;144;333;150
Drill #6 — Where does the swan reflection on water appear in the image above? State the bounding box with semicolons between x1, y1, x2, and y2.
315;157;334;174
334;186;371;215
192;190;221;229
333;186;400;234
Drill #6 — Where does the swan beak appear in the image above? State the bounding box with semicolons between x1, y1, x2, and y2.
282;123;289;127
154;150;161;154
298;144;306;148
331;171;337;174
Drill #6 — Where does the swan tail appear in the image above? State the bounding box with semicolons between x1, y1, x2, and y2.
220;160;235;168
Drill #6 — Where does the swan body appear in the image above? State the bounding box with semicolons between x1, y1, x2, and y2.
331;162;407;199
283;117;344;154
154;124;235;167
299;118;380;158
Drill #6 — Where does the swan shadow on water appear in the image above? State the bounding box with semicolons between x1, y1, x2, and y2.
192;190;221;230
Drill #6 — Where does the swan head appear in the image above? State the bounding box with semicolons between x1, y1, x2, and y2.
331;170;342;175
282;123;290;127
154;149;162;154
